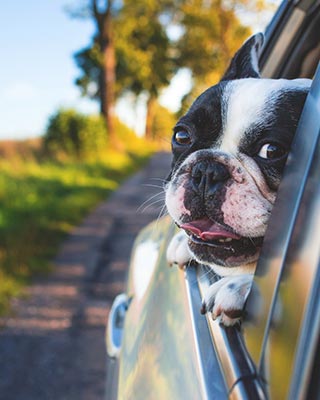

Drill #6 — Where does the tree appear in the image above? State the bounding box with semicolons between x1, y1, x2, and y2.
72;0;120;140
175;0;252;109
72;0;266;138
74;0;178;139
115;0;178;138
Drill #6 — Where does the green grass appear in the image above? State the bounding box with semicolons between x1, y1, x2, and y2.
0;146;154;314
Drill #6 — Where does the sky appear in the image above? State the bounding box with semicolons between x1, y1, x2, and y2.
0;1;101;139
0;1;191;140
0;1;279;140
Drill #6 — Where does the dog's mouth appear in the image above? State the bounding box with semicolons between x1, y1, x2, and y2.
181;218;241;243
180;218;264;266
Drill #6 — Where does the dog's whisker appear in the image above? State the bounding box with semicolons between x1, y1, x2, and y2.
138;198;165;214
137;192;165;213
153;203;168;231
159;209;169;222
158;203;167;220
148;177;167;184
142;183;165;190
246;235;257;247
137;198;164;215
185;259;192;269
189;265;217;285
200;267;217;280
150;204;169;237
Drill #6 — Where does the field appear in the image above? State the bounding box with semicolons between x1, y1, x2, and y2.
0;139;155;314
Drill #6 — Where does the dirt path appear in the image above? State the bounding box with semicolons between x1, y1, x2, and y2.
0;152;171;400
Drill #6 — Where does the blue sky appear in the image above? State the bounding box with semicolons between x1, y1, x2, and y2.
0;1;98;139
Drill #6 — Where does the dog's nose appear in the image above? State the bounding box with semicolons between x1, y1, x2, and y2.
191;161;230;196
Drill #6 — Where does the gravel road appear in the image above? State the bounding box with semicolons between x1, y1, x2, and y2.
0;152;171;400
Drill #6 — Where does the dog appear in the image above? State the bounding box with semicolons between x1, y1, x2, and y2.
165;33;311;326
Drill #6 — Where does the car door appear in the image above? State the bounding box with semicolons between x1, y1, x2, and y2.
112;217;229;399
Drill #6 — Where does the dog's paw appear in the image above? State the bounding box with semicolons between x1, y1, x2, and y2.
201;274;253;326
166;231;191;269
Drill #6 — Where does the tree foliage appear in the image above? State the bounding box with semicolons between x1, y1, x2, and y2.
115;1;175;97
72;0;266;138
74;40;103;100
175;0;252;102
116;0;180;137
151;102;176;142
178;2;251;69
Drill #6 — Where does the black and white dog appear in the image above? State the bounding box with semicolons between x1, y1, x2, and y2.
165;33;311;326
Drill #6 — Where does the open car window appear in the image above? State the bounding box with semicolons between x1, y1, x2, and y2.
191;61;320;400
260;0;320;79
190;0;320;397
243;62;320;399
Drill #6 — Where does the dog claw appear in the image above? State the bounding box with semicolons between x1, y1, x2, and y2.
168;260;186;270
200;303;207;315
224;308;243;319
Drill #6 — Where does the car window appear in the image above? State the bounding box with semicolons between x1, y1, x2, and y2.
261;0;320;79
243;62;320;398
193;0;320;396
193;62;320;400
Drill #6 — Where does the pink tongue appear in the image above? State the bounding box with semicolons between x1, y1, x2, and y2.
181;218;241;241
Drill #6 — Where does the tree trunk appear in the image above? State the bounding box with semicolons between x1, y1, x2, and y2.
94;1;116;141
145;95;157;139
101;31;115;140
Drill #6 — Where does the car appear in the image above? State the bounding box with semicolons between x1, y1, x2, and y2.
106;1;320;398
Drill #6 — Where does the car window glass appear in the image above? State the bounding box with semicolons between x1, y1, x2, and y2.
242;64;320;398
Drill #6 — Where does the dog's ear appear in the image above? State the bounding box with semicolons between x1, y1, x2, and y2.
221;33;264;81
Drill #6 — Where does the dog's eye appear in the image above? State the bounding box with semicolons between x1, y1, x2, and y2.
258;143;286;160
174;131;191;145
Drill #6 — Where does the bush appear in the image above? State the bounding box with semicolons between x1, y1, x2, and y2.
44;108;108;159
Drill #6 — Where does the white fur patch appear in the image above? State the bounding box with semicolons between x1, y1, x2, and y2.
202;274;253;326
165;182;190;222
166;230;191;267
219;78;311;154
221;175;272;237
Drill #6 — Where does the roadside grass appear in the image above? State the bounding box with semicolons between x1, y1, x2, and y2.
0;142;155;314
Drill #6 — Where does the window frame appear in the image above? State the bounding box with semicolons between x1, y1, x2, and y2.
187;0;320;397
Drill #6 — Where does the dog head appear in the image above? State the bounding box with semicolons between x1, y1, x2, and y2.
165;33;311;275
